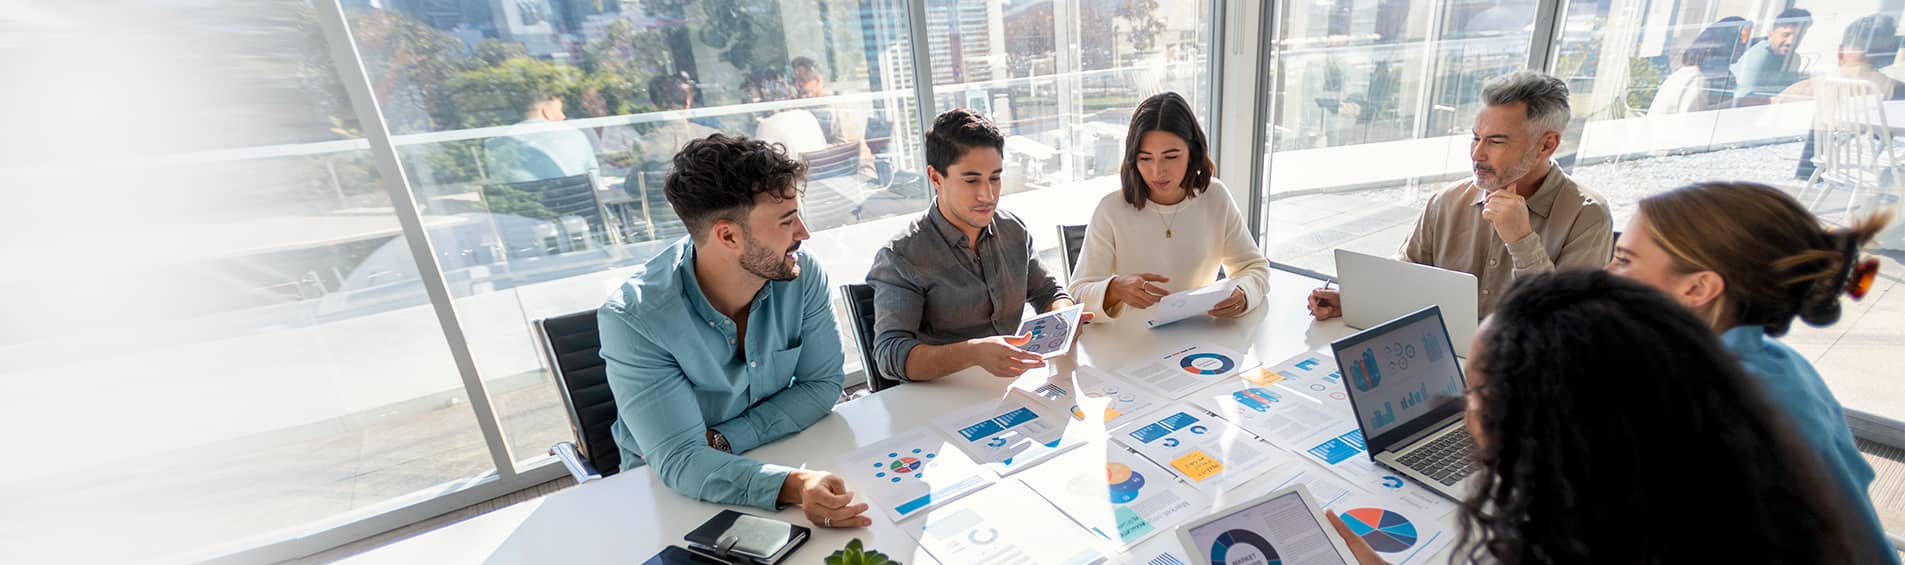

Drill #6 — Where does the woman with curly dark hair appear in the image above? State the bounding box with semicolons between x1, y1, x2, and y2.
1335;271;1871;563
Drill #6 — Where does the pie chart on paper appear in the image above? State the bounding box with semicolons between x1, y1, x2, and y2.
1339;507;1419;553
1179;352;1236;375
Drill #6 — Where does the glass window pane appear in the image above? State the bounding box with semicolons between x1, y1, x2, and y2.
346;0;921;447
0;3;490;561
1556;0;1905;424
1261;0;1538;274
923;0;1215;273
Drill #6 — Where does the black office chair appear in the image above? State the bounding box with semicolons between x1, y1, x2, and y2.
632;167;687;243
1057;224;1087;282
801;141;863;181
481;174;611;254
839;283;896;392
1056;223;1226;282
536;310;622;483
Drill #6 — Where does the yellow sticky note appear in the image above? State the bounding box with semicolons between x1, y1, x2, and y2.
1243;368;1286;386
1171;450;1225;482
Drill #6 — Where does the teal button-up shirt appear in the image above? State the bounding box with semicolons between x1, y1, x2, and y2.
1722;325;1896;563
600;238;845;509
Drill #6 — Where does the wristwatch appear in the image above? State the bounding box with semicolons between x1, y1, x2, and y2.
706;429;732;453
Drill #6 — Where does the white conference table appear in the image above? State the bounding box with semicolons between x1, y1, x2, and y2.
348;269;1461;564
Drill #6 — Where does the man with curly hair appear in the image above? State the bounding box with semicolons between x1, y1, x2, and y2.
599;134;869;528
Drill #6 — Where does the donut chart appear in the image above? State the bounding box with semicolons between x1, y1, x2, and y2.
1208;529;1280;565
1105;462;1146;503
1180;352;1237;375
1340;507;1419;553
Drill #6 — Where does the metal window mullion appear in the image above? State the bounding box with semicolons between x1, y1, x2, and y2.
907;0;936;152
1206;0;1227;175
312;0;517;479
1527;0;1570;72
1408;1;1446;144
1054;0;1081;180
1249;0;1278;244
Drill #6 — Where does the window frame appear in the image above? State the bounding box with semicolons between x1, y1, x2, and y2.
208;0;1905;560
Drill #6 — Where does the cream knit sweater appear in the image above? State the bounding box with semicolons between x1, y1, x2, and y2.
1068;178;1271;321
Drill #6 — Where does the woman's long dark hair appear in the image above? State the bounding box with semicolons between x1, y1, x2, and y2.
1119;91;1214;209
1457;271;1867;564
1681;17;1750;109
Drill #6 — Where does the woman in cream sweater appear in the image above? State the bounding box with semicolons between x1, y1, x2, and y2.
1068;92;1270;321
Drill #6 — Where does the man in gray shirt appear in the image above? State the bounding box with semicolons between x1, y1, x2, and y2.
866;109;1078;385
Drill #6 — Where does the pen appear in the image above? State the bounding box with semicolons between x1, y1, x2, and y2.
1306;280;1337;312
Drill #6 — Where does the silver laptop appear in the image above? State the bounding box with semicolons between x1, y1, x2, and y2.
1331;305;1476;502
1334;248;1479;357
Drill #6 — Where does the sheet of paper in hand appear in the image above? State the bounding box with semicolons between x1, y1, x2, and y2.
1147;279;1241;329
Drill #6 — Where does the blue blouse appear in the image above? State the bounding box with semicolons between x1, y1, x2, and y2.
1723;325;1895;562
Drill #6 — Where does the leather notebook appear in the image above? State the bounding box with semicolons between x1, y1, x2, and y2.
682;510;809;565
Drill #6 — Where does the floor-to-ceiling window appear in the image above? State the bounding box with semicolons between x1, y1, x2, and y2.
1255;0;1905;532
1552;0;1905;434
1257;0;1542;272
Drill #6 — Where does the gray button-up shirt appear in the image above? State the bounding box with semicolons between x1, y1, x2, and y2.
866;205;1068;384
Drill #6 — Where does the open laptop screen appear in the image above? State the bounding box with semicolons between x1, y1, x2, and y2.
1332;305;1467;451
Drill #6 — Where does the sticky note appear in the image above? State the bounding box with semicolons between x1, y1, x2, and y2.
1171;450;1224;482
1243;368;1286;386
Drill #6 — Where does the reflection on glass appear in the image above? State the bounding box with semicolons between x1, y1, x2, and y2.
1261;0;1536;273
1537;0;1905;425
924;0;1213;216
344;0;922;463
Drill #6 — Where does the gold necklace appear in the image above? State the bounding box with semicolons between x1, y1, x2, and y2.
1156;204;1179;238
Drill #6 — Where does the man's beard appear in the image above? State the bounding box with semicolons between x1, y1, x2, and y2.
740;235;800;281
1475;145;1539;192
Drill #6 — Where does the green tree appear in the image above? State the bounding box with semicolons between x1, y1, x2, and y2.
689;0;788;77
474;39;529;66
345;9;478;134
445;57;583;128
1624;57;1666;117
1118;0;1166;52
577;18;675;117
1080;0;1167;68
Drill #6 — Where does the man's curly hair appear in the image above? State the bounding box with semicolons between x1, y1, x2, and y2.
664;134;807;240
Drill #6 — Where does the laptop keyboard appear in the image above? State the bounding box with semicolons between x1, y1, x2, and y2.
1396;428;1478;486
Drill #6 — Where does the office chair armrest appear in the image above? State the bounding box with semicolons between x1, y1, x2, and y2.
549;441;603;484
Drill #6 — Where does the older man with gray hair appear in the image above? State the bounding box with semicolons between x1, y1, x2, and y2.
1310;71;1612;318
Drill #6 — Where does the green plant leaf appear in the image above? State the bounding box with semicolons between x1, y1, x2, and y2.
823;538;900;565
